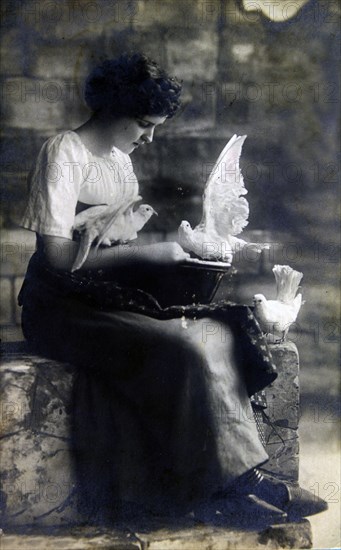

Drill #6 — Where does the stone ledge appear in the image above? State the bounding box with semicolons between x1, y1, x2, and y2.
0;520;313;549
0;341;299;526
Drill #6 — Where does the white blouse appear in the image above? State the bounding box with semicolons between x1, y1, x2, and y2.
21;131;139;240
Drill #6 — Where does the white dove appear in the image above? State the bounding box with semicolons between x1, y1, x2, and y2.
71;199;157;272
178;134;268;263
253;265;304;343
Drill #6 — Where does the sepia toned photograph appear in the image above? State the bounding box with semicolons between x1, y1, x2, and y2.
0;1;340;548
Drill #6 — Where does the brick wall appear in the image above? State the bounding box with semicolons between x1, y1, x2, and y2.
1;1;339;230
0;0;340;335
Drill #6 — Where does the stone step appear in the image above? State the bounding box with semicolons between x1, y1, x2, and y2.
0;520;313;549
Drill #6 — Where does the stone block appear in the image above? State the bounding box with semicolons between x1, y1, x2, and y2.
232;43;255;64
31;44;82;80
0;278;13;325
0;341;301;526
0;173;30;229
158;138;203;186
134;519;312;549
0;324;23;344
261;342;300;481
165;29;218;82
0;353;79;526
1;78;68;131
0;131;39;174
264;439;299;483
168;80;216;134
0;532;140;549
2;1;124;42
218;22;265;66
0;229;36;277
216;87;250;125
0;29;26;76
104;29;168;70
132;0;217;29
0;200;28;232
259;519;312;549
14;277;25;325
30;38;104;105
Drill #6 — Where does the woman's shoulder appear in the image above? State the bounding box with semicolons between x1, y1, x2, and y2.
43;132;131;165
42;130;89;154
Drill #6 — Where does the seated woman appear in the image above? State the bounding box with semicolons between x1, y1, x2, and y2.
18;53;327;524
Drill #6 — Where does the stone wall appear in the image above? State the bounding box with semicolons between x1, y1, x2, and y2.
1;0;340;335
0;0;339;240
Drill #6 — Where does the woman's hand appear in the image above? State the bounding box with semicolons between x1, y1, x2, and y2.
39;235;190;272
142;242;190;265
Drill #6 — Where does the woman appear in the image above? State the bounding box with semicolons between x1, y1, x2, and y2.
18;53;326;524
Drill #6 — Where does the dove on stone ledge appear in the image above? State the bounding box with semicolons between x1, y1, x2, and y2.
71;198;157;272
178;134;269;263
253;264;303;343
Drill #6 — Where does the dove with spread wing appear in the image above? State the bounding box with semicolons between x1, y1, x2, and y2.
71;198;157;272
178;134;268;262
253;265;304;343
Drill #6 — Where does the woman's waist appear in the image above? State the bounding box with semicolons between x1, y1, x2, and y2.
18;252;167;314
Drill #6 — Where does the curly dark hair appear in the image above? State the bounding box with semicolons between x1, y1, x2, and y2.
84;53;182;119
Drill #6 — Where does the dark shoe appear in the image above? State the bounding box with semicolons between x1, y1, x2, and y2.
195;494;287;528
240;469;328;519
261;476;328;520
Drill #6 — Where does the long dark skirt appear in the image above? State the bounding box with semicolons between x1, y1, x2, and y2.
19;258;274;519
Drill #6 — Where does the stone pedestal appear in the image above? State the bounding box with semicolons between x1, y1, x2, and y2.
261;342;300;481
0;345;79;526
1;341;300;527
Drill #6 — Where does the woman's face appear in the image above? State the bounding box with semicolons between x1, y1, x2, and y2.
104;114;167;154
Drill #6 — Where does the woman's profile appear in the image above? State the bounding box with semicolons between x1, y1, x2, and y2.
18;52;327;524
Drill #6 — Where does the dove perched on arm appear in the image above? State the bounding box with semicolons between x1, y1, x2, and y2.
178;135;269;262
71;198;157;272
253;265;303;343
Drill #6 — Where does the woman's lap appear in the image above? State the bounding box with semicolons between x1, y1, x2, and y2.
22;289;268;512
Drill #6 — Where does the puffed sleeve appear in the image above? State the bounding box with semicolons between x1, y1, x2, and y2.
21;132;88;239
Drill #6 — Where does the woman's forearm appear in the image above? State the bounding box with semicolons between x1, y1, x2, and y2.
40;235;189;272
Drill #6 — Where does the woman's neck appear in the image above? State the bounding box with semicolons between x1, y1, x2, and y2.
74;115;115;158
